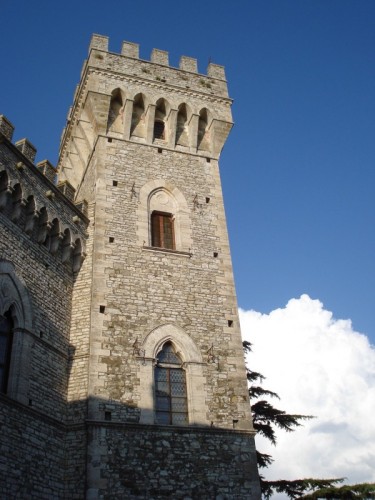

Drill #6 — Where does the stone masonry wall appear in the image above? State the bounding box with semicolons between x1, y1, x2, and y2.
87;423;259;499
0;395;65;498
0;129;88;497
0;215;72;415
59;34;260;498
81;137;251;428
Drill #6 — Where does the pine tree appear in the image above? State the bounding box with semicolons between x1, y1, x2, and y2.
300;482;375;499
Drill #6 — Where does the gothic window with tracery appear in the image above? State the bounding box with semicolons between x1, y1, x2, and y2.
0;311;13;394
155;342;188;425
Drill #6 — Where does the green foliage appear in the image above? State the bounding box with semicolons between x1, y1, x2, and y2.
261;479;344;500
252;399;313;446
300;482;375;499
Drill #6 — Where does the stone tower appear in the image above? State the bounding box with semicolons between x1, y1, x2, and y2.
0;34;260;498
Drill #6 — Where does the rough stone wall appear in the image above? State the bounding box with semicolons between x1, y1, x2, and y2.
0;215;72;414
0;396;65;499
87;423;259;500
64;426;87;499
0;128;88;498
80;137;252;428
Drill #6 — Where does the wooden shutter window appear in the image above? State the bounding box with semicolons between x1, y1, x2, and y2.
151;212;175;250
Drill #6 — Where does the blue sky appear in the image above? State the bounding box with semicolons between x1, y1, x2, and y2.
2;0;374;488
2;4;374;340
2;1;373;342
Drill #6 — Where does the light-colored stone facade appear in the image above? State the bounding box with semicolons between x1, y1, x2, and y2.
0;34;260;499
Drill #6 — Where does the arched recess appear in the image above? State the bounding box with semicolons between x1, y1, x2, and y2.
23;195;37;235
130;93;147;139
37;207;50;244
137;324;208;426
149;189;177;250
72;238;85;273
107;88;124;135
175;103;190;147
61;228;73;264
197;108;211;151
0;260;33;403
153;98;170;141
45;218;61;254
11;183;24;223
0;170;11;211
0;261;33;331
137;180;192;252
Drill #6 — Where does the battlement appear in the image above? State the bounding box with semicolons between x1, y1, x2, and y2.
0;114;88;273
58;35;233;189
89;34;226;81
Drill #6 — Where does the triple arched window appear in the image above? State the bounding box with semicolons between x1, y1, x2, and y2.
154;342;188;425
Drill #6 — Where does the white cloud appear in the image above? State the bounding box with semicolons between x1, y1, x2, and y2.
239;294;375;496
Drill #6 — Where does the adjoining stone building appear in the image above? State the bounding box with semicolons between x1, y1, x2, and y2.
0;35;261;499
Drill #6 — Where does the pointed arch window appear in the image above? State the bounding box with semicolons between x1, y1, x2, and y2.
0;170;10;211
131;93;146;138
107;88;124;134
0;311;13;394
197;108;210;151
155;342;188;425
176;103;189;146
153;99;167;141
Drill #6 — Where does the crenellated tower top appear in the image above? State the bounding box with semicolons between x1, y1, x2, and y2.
58;34;233;191
88;34;227;84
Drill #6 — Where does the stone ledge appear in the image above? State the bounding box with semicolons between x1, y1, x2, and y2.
85;419;256;437
142;246;192;257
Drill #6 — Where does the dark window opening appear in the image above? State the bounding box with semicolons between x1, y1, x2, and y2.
109;237;114;243
213;252;218;258
154;120;165;140
155;342;188;425
151;211;175;250
99;305;105;314
0;311;13;394
228;320;233;327
113;180;118;187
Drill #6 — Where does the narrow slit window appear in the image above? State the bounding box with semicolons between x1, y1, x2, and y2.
0;311;13;394
151;211;175;250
